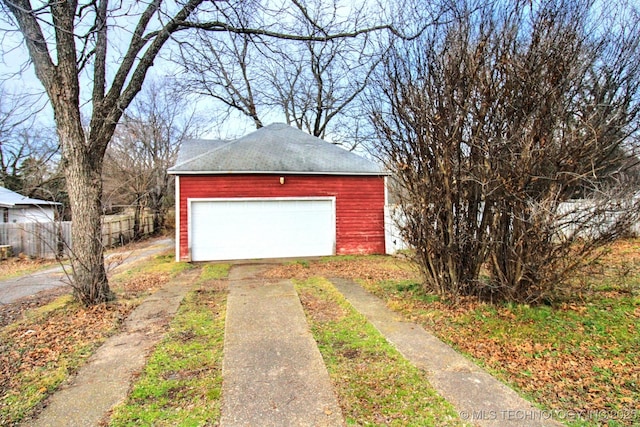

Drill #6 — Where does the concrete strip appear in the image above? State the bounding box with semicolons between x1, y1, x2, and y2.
220;265;344;427
27;268;199;427
329;278;562;427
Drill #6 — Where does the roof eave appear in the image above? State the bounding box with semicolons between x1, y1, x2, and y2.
167;170;390;176
14;202;61;207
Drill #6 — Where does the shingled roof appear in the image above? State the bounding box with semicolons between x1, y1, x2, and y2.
0;186;60;208
168;123;385;175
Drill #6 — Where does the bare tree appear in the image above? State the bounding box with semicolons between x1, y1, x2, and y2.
1;0;207;304
372;0;640;303
263;0;384;142
103;78;201;236
176;0;392;147
0;84;63;203
11;129;62;198
483;1;640;301
371;3;494;297
1;0;401;305
176;13;266;130
0;83;33;189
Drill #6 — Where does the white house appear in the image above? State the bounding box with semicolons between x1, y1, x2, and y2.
0;187;60;223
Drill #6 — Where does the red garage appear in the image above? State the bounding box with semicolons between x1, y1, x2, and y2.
169;123;388;262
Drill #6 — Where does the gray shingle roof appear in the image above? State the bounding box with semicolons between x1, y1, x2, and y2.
169;123;385;175
0;186;60;208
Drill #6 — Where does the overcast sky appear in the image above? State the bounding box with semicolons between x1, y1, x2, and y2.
0;0;388;141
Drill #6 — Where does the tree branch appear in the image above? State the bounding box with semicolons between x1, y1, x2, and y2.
92;0;108;104
1;0;57;92
182;20;404;41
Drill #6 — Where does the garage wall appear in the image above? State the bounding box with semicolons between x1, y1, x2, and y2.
177;174;386;261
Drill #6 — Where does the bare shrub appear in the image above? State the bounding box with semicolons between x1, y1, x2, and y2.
372;0;640;303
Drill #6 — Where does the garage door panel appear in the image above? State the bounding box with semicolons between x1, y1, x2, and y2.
190;199;334;261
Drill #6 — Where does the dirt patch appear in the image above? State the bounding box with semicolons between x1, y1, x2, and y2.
265;257;417;284
299;290;346;323
338;348;361;359
114;272;170;297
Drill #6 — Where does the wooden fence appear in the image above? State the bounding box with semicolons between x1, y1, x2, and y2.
101;213;154;247
0;214;154;259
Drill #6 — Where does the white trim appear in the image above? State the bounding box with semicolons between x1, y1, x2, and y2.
188;196;336;203
168;170;389;176
187;194;192;261
175;176;180;261
384;176;389;207
187;196;337;261
384;176;389;254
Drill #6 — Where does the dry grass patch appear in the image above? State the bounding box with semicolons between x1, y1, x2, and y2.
266;255;416;283
0;298;135;425
0;254;192;426
299;290;347;323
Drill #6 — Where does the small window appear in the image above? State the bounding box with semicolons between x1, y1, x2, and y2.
1;208;8;223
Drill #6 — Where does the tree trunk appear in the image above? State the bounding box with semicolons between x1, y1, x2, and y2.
149;189;165;235
133;199;142;241
152;204;164;235
61;127;111;305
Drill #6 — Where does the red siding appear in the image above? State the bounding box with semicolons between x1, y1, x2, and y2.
177;174;386;260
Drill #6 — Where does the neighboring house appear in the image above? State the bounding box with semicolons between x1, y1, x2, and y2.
0;186;60;223
169;123;389;261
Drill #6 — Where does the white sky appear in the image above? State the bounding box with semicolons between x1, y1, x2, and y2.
0;0;385;141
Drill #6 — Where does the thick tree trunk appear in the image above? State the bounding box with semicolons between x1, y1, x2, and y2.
60;127;111;305
67;156;110;304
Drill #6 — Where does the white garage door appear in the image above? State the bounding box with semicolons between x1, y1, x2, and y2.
189;198;335;261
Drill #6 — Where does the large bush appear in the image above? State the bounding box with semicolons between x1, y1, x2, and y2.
372;0;640;303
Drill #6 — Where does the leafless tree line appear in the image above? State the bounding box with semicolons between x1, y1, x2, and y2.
1;79;195;229
103;78;202;238
0;84;64;207
172;0;408;148
372;0;640;303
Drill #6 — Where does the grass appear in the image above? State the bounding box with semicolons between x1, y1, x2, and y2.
0;253;194;426
357;245;640;427
295;276;466;426
6;240;639;426
266;241;640;426
110;253;194;283
108;264;230;426
198;263;232;282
